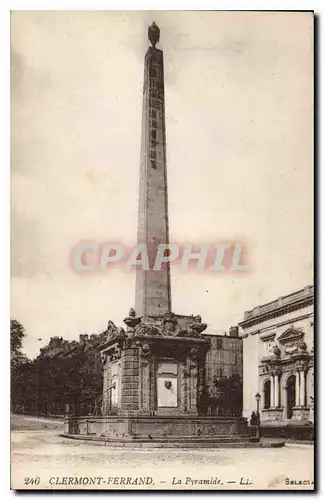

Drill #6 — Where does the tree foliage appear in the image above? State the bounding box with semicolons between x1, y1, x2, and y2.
11;338;103;416
11;319;27;358
203;373;242;417
11;319;28;378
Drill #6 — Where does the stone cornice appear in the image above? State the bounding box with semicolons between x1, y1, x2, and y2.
239;304;313;331
239;286;313;329
240;313;312;339
259;352;313;369
260;331;276;342
134;334;209;346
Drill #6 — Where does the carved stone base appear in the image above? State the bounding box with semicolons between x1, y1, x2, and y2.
261;407;284;422
64;415;248;440
309;406;314;423
292;406;310;421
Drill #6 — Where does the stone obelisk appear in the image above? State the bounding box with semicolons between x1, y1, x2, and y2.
135;22;172;320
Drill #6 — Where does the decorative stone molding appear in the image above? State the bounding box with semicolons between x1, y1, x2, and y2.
139;343;152;366
277;326;304;344
260;331;276;341
161;312;179;335
239;295;313;329
270;366;282;376
189;347;198;361
259;364;270;375
100;352;107;365
105;320;126;343
135;323;163;337
294;358;310;372
284;344;299;355
141;343;151;357
176;314;207;338
188;315;207;336
260;354;279;364
108;345;122;362
129;311;209;339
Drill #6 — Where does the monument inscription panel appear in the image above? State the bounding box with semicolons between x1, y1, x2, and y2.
157;362;179;407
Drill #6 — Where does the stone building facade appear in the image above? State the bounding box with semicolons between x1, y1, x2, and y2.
38;333;105;358
204;327;242;384
239;285;314;423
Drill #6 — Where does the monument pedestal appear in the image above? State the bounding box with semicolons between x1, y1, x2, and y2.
62;311;249;443
100;311;211;421
64;414;248;442
64;311;249;443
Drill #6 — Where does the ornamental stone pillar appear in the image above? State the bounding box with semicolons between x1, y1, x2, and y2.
270;374;275;408
120;342;140;415
274;374;279;407
300;370;306;407
295;370;300;407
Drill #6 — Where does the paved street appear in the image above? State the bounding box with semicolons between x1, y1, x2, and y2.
11;414;314;491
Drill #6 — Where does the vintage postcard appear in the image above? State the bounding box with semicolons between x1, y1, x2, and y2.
11;10;314;490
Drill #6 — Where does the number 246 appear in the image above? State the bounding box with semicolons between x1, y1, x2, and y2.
24;477;40;485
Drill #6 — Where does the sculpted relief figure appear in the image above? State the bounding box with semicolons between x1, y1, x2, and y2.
266;340;275;354
298;341;308;353
123;308;142;337
105;320;126;342
161;312;179;336
135;323;163;337
187;314;207;338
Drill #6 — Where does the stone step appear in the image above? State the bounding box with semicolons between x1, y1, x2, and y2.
62;433;285;449
99;434;250;443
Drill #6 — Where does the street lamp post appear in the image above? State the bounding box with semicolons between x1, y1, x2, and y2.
255;392;261;442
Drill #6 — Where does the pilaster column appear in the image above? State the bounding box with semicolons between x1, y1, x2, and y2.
270;374;274;408
274;374;279;407
295;371;300;407
120;344;140;415
300;370;306;407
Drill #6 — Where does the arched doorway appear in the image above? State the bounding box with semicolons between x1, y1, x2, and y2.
263;380;271;409
286;375;295;419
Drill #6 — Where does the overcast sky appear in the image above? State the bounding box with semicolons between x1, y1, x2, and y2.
11;11;313;359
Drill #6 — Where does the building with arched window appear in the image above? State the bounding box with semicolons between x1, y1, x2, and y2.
239;285;314;424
